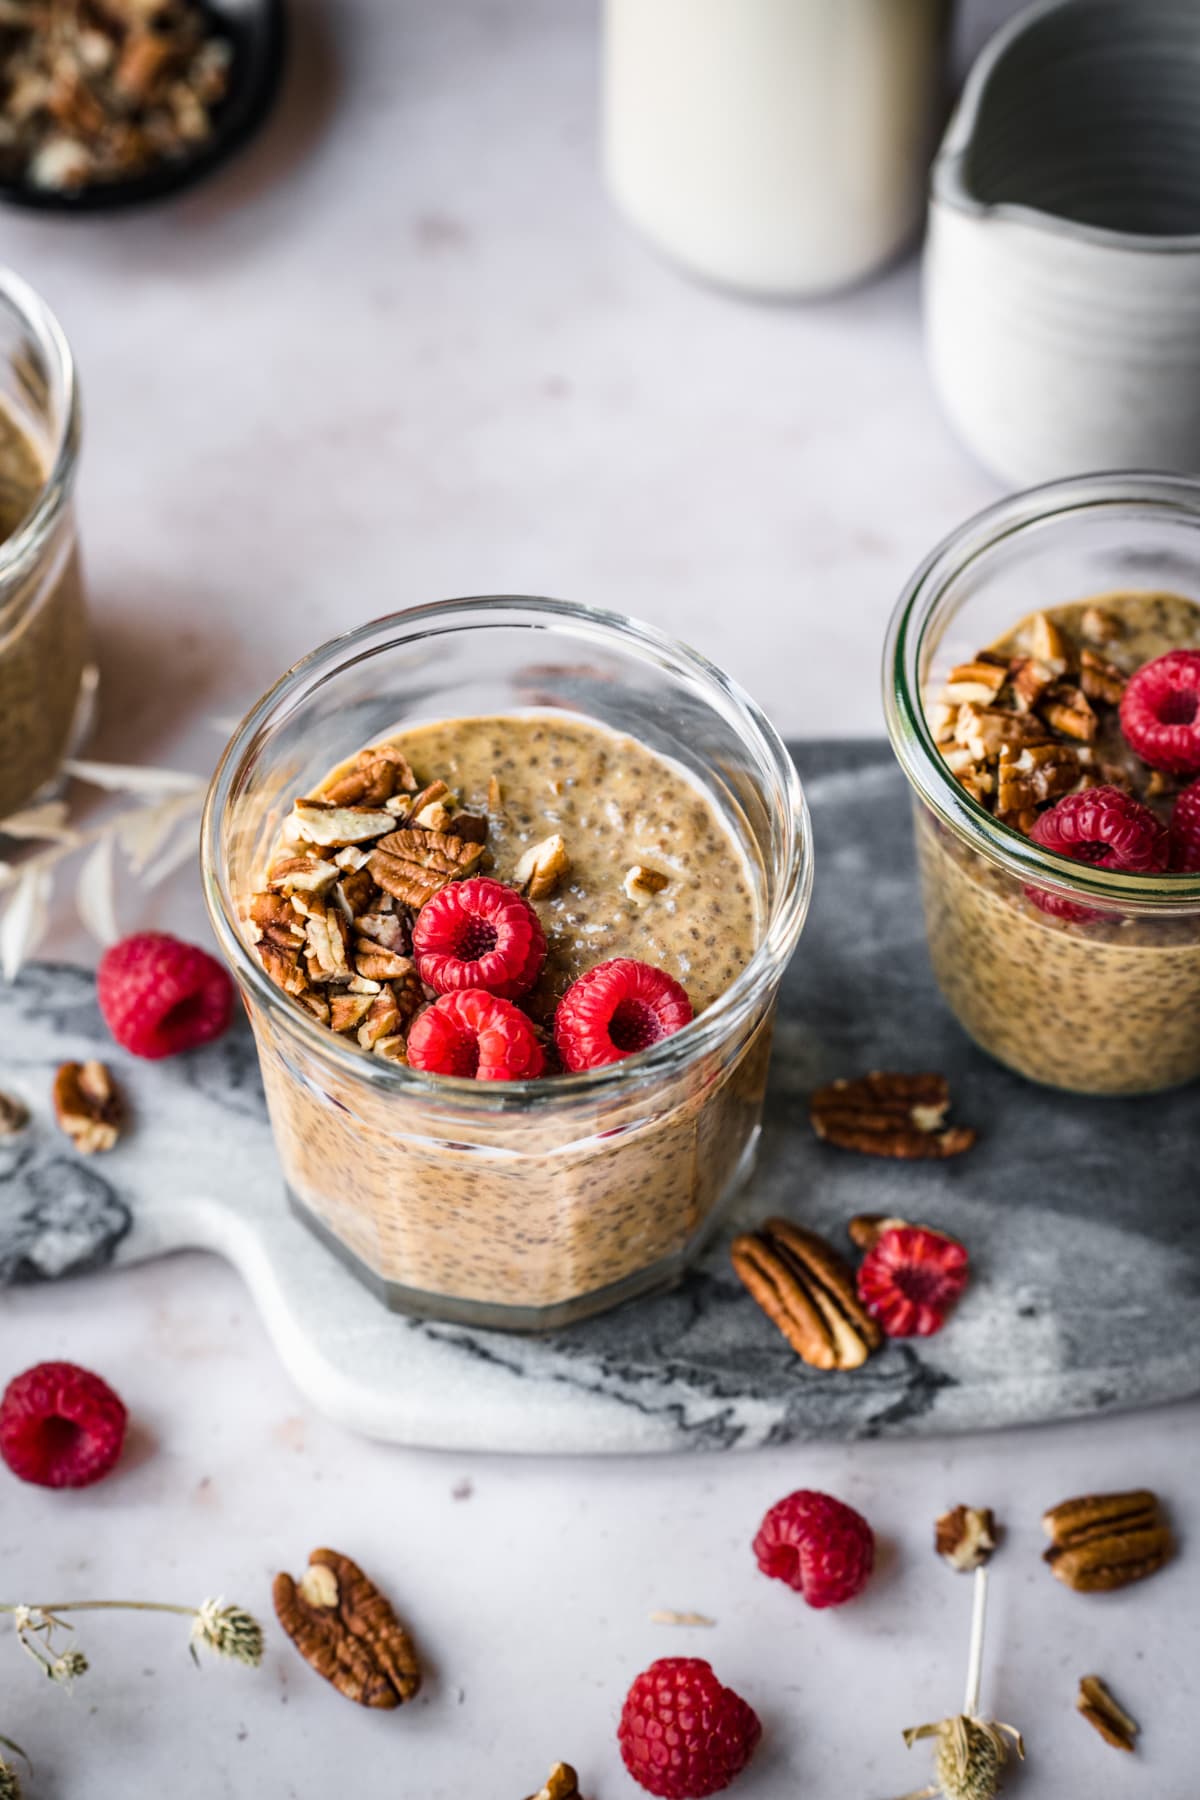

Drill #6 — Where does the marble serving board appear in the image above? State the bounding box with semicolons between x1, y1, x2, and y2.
2;741;1197;1454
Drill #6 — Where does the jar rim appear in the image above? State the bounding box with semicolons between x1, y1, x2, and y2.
0;268;80;598
883;470;1200;910
202;595;813;1105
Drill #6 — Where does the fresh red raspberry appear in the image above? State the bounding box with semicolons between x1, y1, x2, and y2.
1025;786;1168;921
553;958;693;1072
1170;779;1200;872
97;932;234;1059
857;1225;969;1338
618;1658;761;1798
406;989;546;1081
412;877;546;1000
0;1361;127;1488
1120;649;1200;773
753;1489;875;1609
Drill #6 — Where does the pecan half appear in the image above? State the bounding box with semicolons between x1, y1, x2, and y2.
369;827;484;909
514;833;571;900
273;1548;421;1708
1077;1676;1138;1752
525;1766;582;1800
935;1505;997;1572
731;1218;882;1371
1042;1490;1171;1592
53;1060;122;1154
810;1073;976;1160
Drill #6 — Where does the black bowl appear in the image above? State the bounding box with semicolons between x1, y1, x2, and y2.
0;0;287;213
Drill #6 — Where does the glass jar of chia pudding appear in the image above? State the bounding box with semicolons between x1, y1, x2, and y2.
885;474;1200;1096
0;269;89;822
203;597;811;1330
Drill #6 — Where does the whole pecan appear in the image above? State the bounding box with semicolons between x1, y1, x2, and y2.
731;1218;882;1370
1042;1490;1171;1593
809;1073;976;1160
273;1548;421;1707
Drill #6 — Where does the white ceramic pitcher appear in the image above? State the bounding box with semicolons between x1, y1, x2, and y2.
604;0;953;298
925;0;1200;483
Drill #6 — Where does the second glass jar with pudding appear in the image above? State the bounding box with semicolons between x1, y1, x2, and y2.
885;475;1200;1096
203;598;811;1329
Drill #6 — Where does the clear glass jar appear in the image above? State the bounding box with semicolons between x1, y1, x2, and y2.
203;598;812;1329
884;473;1200;1096
0;268;88;822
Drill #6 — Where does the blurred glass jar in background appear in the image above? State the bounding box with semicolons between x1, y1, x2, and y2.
604;0;953;297
0;268;89;822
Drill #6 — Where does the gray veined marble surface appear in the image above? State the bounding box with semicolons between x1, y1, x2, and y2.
2;741;1197;1454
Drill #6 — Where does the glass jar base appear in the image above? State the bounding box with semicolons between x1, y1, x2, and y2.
285;1125;761;1332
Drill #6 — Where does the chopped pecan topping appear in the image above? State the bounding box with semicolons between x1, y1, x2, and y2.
248;891;307;947
514;832;571;900
487;773;504;813
996;741;1081;814
304;906;352;982
354;944;417;984
810;1072;976;1159
1039;683;1097;742
267;854;339;896
525;1766;582;1800
1081;605;1123;644
273;1548;421;1708
1042;1490;1171;1592
847;1212;909;1251
623;864;670;905
446;810;489;844
333;844;371;872
928;701;958;744
935;1505;997;1572
355;910;410;954
333;867;377;918
945;660;1007;701
330;992;374;1034
53;1060;122;1154
357;986;401;1050
414;798;456;831
1028;611;1072;670
299;991;331;1026
1079;648;1127;707
289;800;397;847
372;1034;409;1063
0;1089;29;1136
730;1217;882;1371
954;704;1052;765
323;744;416;807
256;939;310;996
1010;655;1062;711
1077;1676;1138;1753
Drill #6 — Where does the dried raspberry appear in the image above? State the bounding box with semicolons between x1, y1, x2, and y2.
97;932;234;1060
857;1225;969;1338
0;1361;127;1488
553;958;693;1073
406;989;546;1081
753;1489;875;1609
618;1658;761;1798
1025;786;1168;921
412;877;546;1000
1170;779;1200;873
1119;649;1200;773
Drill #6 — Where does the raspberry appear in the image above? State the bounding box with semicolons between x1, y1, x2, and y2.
1025;786;1168;921
753;1489;875;1609
553;958;693;1073
1120;649;1200;773
1170;779;1200;872
0;1361;127;1488
97;932;234;1060
857;1225;969;1338
406;989;546;1081
412;877;546;1000
618;1658;761;1798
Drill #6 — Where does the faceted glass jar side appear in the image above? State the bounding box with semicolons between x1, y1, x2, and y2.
204;598;812;1330
0;270;88;821
885;475;1200;1096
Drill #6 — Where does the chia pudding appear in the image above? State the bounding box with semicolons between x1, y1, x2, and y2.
917;591;1200;1093
238;711;773;1321
0;400;88;821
